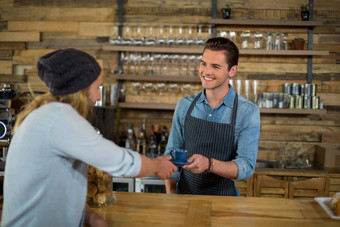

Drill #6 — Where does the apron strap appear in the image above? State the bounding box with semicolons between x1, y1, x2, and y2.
230;94;238;125
187;92;202;115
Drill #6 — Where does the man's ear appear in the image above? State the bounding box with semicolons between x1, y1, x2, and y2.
228;65;238;78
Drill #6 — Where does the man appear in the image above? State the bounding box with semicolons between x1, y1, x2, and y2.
164;37;260;196
2;49;176;227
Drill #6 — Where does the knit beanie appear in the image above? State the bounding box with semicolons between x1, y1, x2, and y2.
37;48;101;95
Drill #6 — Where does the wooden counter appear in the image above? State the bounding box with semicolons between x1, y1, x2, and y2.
88;191;339;226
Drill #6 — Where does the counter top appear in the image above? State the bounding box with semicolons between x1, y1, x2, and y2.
88;191;339;226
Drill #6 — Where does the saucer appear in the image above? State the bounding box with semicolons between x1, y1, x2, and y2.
171;160;192;167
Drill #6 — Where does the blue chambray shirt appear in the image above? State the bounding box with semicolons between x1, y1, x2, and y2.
165;85;260;182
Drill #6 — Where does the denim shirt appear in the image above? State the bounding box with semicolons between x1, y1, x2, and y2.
165;85;260;182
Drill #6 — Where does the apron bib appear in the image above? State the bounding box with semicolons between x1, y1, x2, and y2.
178;92;238;196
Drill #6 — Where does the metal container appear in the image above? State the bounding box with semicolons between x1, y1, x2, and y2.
311;84;316;96
304;84;312;97
304;96;311;109
292;83;301;96
301;84;305;96
284;83;292;95
312;96;319;109
289;95;295;109
295;95;303;109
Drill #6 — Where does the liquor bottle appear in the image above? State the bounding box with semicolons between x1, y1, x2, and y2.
147;129;157;158
157;125;168;156
136;124;147;155
125;124;136;151
118;123;127;147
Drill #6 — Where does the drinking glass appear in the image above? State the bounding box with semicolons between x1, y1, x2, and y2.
274;33;281;50
122;24;132;45
109;23;122;45
253;32;263;49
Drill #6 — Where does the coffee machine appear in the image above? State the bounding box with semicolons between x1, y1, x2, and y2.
0;84;17;176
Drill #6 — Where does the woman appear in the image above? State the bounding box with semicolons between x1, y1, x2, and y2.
1;49;176;227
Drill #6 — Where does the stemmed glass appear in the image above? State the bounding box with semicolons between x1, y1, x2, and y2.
132;25;144;46
176;24;185;45
196;24;205;45
186;25;194;45
157;24;166;45
145;25;156;46
167;25;175;46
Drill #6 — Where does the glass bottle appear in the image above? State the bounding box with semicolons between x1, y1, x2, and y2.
125;124;136;151
157;126;168;156
136;124;147;155
147;129;157;158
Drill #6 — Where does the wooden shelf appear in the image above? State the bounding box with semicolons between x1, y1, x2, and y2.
260;108;327;115
240;50;329;56
103;45;328;56
209;19;323;27
103;45;203;54
118;102;176;110
109;74;201;83
118;102;327;114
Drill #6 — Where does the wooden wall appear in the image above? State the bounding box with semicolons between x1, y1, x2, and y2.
0;0;339;164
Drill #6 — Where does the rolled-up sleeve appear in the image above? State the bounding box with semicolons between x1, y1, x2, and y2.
232;105;260;181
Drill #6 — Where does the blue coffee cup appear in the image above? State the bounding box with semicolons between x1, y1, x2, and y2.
170;149;188;163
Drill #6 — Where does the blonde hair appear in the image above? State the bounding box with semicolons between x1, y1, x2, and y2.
14;88;92;132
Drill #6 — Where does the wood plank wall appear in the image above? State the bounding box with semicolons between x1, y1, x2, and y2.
0;0;339;164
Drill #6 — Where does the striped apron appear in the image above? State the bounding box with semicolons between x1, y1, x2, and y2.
177;92;238;196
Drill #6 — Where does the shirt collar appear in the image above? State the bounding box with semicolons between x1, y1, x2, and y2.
198;84;236;109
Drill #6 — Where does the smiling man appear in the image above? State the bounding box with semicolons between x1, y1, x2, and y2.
164;37;260;196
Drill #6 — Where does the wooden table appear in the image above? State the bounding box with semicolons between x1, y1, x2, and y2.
89;192;339;226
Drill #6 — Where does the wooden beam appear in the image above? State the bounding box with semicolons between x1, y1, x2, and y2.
0;61;12;74
8;21;78;32
1;7;115;22
79;22;114;37
0;32;40;42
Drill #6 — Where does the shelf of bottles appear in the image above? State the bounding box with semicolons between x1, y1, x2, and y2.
124;123;169;159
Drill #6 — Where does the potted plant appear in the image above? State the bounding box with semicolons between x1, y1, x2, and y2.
300;4;309;21
293;38;305;50
222;4;231;19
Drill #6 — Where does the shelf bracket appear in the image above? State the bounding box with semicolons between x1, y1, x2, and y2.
307;0;314;84
212;0;217;37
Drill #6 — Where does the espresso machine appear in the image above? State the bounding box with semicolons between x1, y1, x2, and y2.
0;84;17;176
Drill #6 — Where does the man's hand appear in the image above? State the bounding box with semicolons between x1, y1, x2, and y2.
155;156;177;180
183;154;209;173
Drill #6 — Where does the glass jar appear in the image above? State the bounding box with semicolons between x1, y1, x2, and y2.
87;165;114;207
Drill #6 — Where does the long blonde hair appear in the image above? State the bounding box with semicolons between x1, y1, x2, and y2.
14;88;92;132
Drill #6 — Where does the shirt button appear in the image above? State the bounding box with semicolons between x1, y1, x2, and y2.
208;114;212;117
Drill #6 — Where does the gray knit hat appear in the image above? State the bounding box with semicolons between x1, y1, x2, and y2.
37;48;101;95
